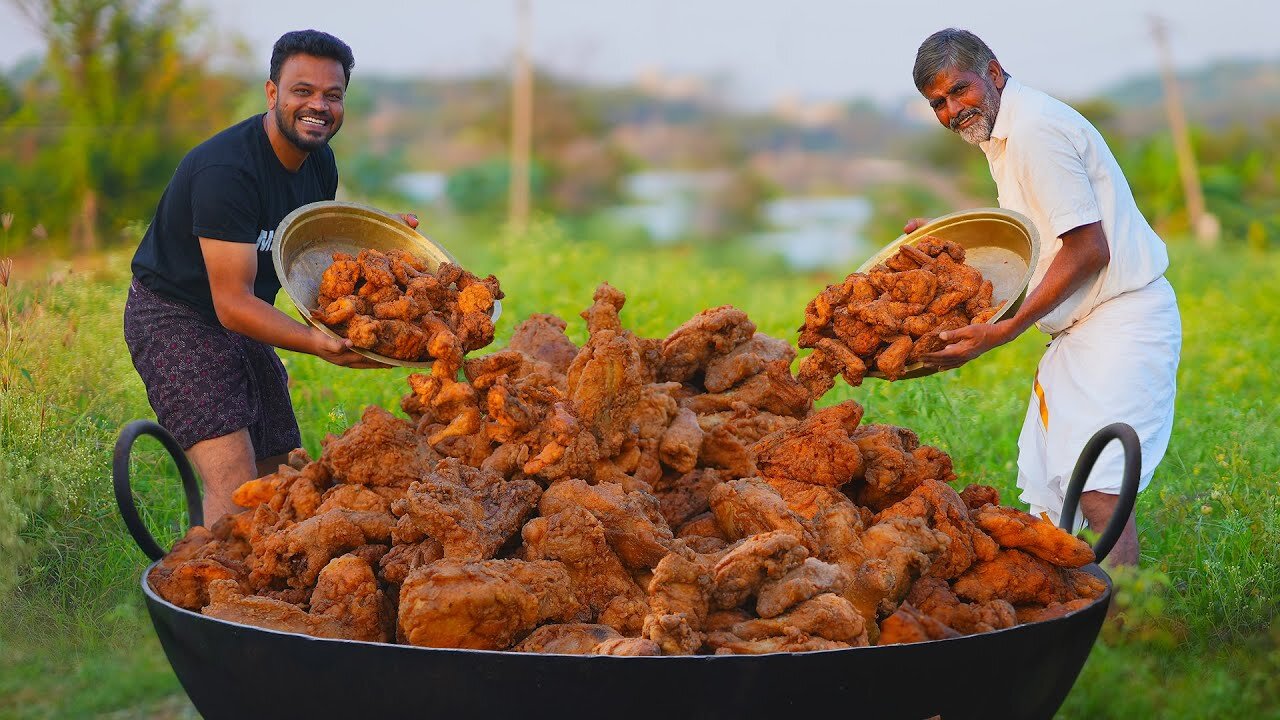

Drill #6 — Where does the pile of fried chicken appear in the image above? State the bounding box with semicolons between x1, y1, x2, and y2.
150;282;1103;655
797;235;1005;391
310;248;503;362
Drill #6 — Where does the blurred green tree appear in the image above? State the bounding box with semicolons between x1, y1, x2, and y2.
0;0;234;251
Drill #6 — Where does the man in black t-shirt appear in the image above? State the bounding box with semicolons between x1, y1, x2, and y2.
125;30;416;525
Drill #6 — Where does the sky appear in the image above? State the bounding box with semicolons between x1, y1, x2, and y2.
2;0;1278;109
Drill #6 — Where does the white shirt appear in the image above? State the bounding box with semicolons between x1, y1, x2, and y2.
980;77;1169;335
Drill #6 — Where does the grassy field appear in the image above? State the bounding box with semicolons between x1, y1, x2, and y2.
1;218;1278;719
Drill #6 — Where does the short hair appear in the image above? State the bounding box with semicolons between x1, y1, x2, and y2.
913;28;1007;93
270;30;355;86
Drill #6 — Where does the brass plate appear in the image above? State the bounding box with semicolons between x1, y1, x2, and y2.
856;207;1040;380
272;200;501;369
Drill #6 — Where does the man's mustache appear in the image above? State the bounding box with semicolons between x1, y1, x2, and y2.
950;108;981;131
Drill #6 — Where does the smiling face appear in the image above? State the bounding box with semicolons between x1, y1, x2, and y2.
922;60;1005;145
266;53;347;153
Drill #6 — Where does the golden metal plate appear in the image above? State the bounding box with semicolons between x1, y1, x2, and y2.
272;200;501;369
856;207;1040;380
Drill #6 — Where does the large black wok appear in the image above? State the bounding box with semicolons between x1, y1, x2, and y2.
114;422;1140;720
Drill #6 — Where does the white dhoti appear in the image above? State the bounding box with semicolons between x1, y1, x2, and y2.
1017;276;1181;530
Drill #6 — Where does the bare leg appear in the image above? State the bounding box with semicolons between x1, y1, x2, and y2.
1080;490;1138;568
186;429;257;527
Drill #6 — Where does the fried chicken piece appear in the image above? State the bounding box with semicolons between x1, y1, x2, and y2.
539;477;674;570
508;313;579;374
849;424;953;511
959;484;1001;512
881;268;939;305
150;557;244;611
764;477;855;520
831;309;883;355
841;516;949;629
797;338;866;397
315;254;362;304
658;407;704;474
660;306;757;383
798;274;878;348
710;531;809;609
355;248;396;287
512;623;661;655
591;637;664;655
901;312;938;338
732;593;868;645
417;312;463;375
876;602;962;645
752;400;865;487
231;459;329;522
707;477;820;554
248;506;385;590
953;548;1104;606
567;329;648;457
321;406;439;487
972;301;1006;325
390;458;541;561
676;512;729;542
514;623;623;654
522;403;601;482
580;281;627;334
874;334;915;380
643;549;715;655
456;311;496;353
874;479;998;579
703;333;797;393
373;293;427;322
914;236;966;262
1015;598;1095;624
147;526;246;610
312;294;370;326
316;484;392;514
755;557;850;618
908;310;971;362
854;298;927;336
378;539;444;586
522;506;649;633
653;467;722;529
398;558;582;650
681;359;813;419
485;372;562;443
456;269;505;301
706;628;853;654
906;577;1017;635
345;314;431;361
204;554;388;642
974;505;1095;568
457;283;494;316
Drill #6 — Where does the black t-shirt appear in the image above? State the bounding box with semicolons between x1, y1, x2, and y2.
131;114;338;322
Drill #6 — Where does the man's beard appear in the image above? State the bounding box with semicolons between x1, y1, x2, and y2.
950;87;1001;145
275;106;338;152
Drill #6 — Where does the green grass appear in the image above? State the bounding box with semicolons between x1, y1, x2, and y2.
1;218;1278;718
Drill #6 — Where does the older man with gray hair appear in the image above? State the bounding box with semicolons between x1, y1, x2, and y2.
906;28;1182;567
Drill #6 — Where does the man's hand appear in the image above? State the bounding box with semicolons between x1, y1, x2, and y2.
398;212;419;229
310;329;392;369
921;320;1017;370
904;217;932;234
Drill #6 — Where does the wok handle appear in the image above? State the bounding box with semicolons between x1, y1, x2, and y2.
1057;422;1141;563
112;419;203;561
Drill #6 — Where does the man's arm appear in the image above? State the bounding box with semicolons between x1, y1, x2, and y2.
200;237;387;368
921;221;1110;369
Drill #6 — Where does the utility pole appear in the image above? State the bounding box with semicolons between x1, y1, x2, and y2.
1149;15;1218;247
508;0;533;232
